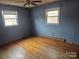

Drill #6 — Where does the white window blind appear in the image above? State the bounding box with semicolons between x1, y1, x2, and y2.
2;10;18;26
46;8;59;24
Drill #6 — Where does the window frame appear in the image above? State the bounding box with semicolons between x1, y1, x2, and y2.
46;8;60;24
2;10;19;27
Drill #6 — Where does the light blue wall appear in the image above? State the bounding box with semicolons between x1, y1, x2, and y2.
0;0;79;45
31;0;79;44
0;4;32;45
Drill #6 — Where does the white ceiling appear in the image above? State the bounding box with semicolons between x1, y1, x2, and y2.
0;0;59;8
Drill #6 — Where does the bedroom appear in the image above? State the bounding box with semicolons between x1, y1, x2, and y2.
0;0;79;59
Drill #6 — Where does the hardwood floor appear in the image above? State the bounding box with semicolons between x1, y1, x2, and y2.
0;36;79;59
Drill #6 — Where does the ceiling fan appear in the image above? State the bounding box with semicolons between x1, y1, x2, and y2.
14;0;42;7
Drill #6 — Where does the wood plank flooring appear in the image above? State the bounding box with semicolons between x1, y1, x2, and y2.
0;36;79;59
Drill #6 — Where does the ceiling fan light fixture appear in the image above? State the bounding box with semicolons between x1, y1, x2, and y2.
25;4;35;7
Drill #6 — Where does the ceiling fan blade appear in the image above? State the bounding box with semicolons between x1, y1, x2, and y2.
32;1;41;2
31;2;37;5
24;3;27;6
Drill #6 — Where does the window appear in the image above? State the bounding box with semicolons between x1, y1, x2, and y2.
2;10;18;26
46;8;59;24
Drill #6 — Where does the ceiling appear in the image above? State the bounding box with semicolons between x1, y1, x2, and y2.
0;0;59;8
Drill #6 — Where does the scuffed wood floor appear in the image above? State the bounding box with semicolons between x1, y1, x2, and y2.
0;37;79;59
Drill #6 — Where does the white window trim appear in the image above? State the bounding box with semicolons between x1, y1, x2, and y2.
2;10;19;27
46;8;59;24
